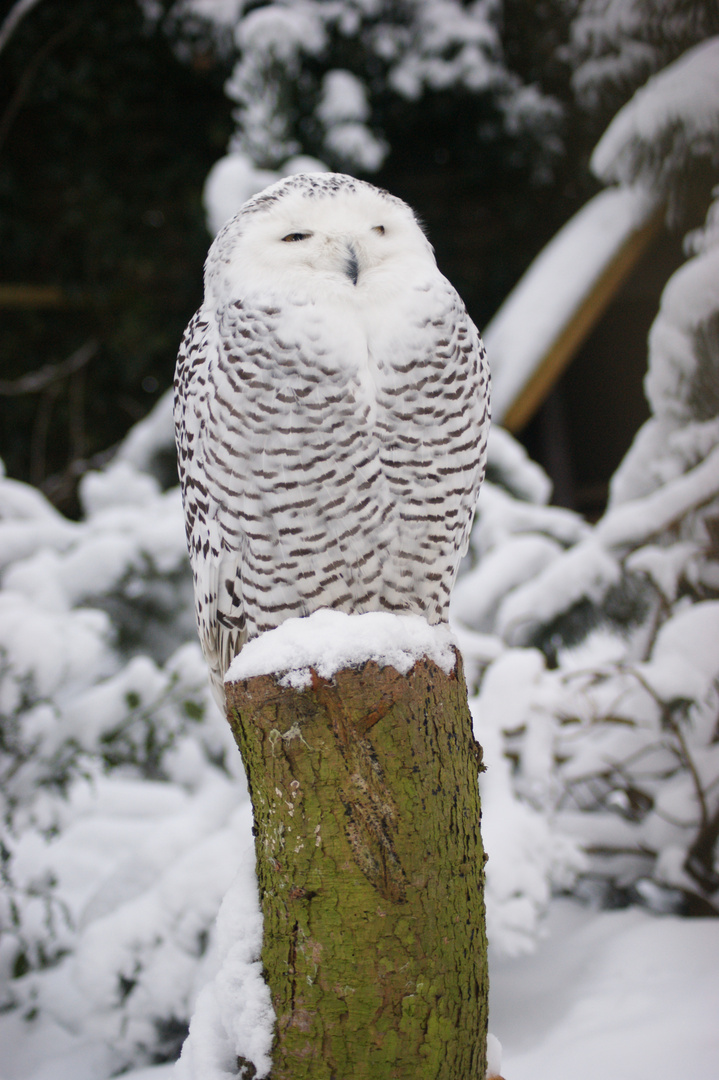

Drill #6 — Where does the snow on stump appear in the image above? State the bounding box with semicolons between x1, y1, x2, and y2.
224;610;488;1080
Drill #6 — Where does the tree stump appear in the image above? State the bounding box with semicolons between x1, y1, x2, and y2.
225;649;488;1080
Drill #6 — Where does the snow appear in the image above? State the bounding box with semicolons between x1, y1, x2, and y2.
686;185;719;256
485;425;552;505
386;0;504;100
316;69;370;125
203;152;327;236
471;649;586;955
592;36;719;189
485;1032;503;1079
4;37;719;1058
651;601;719;683
495;538;621;645
491;899;719;1080
468;433;719;650
645;243;719;418
567;0;713;112
609;244;719;504
451;533;563;632
174;823;274;1080
468;481;589;554
626;541;702;604
201;0;563;197
114;389;176;474
484;184;659;424
1;419;717;1080
600;445;719;549
4;895;717;1080
0;462;70;522
0;590;114;707
638;601;719;719
3;4;718;1077
0;764;250;1070
323;120;388;172
3;487;188;617
0;473;78;571
179;1;245;27
225;608;457;689
0;0;44;57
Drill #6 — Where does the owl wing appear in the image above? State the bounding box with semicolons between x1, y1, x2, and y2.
432;280;490;571
175;307;248;706
372;273;490;620
175;295;395;704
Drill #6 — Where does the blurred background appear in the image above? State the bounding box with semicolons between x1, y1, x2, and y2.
3;0;712;518
1;4;718;1079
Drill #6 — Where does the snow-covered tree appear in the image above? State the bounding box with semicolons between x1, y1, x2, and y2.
0;405;584;1075
157;0;568;235
567;0;719;117
454;9;719;915
0;433;252;1072
3;4;717;1074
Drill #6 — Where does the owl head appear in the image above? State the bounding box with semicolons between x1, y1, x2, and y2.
206;173;437;305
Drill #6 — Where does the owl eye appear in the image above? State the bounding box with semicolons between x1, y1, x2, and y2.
372;225;385;235
282;232;312;242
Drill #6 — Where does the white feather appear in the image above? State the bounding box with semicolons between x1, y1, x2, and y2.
175;173;490;704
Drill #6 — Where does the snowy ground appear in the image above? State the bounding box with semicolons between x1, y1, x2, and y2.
2;896;717;1080
492;899;719;1080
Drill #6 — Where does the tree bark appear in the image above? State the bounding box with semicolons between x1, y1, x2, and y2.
225;650;488;1080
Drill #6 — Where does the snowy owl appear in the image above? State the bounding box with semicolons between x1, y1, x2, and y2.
174;172;490;704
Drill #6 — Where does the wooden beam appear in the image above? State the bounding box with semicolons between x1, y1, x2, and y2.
0;284;67;308
502;204;664;433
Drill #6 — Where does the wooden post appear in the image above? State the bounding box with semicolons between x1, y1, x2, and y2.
225;650;488;1080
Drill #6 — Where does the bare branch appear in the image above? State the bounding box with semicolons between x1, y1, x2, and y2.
40;444;118;508
626;665;709;829
0;340;97;396
0;15;82;154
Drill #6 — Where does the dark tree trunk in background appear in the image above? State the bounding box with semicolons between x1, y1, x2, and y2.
226;652;488;1080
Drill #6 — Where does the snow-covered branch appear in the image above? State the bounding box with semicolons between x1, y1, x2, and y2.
592;36;719;199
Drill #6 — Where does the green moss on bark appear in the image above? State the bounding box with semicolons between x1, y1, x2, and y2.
226;652;487;1079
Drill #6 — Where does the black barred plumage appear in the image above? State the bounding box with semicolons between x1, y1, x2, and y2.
174;172;490;705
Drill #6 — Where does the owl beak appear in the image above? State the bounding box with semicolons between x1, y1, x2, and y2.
344;242;360;286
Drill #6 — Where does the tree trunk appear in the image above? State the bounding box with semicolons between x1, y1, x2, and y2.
225;650;488;1080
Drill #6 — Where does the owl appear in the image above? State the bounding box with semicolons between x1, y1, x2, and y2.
174;172;490;706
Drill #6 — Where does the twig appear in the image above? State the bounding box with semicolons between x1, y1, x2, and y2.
0;339;97;396
68;366;86;464
686;798;719;893
0;13;82;154
626;665;709;830
40;444;118;507
29;380;60;488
